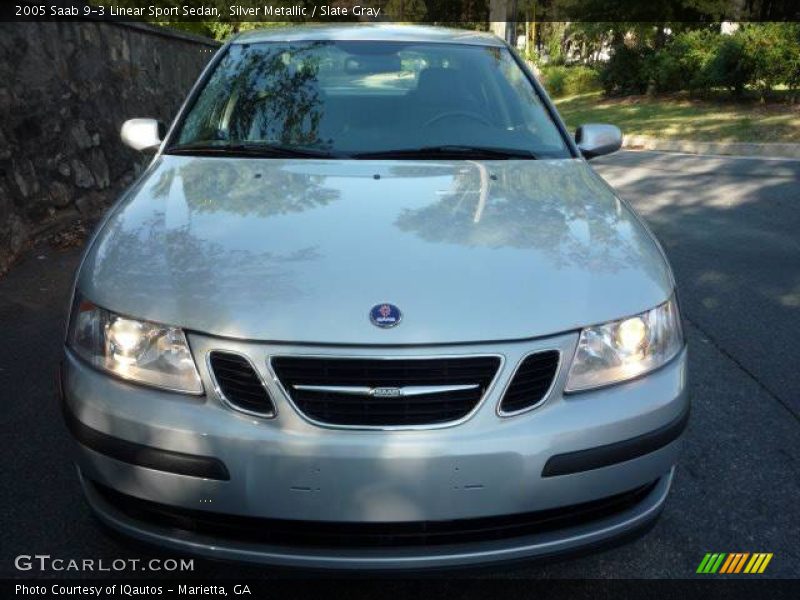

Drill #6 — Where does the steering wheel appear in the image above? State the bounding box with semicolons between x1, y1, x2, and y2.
423;111;493;129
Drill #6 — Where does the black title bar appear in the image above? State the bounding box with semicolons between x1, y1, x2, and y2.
3;0;800;24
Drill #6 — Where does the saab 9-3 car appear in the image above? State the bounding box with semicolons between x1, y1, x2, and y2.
60;25;688;569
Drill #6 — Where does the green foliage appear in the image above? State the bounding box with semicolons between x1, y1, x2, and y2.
667;29;718;94
542;65;601;97
602;29;719;96
642;49;684;94
601;44;652;95
564;22;614;63
542;65;568;96
524;45;542;65
564;65;602;96
599;23;800;100
741;23;800;100
536;22;569;66
706;34;752;96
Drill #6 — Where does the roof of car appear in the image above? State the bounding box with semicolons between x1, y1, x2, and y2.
231;24;505;47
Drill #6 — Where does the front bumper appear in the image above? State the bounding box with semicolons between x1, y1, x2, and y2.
62;331;688;569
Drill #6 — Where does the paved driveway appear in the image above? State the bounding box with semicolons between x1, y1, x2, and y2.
1;151;798;578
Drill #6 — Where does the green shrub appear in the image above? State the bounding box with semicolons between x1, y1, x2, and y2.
600;45;652;96
597;24;800;100
541;65;568;96
707;34;753;96
742;23;800;100
541;65;601;97
564;65;602;95
670;29;718;95
643;50;684;93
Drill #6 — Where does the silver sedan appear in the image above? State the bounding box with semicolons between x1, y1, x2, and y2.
60;24;688;569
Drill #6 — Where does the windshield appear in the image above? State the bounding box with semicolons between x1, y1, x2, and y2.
170;41;571;159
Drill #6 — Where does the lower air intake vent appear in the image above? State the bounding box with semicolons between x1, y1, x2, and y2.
271;356;501;427
91;478;657;548
209;352;274;417
499;351;560;414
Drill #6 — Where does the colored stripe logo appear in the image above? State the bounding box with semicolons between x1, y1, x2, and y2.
697;553;773;574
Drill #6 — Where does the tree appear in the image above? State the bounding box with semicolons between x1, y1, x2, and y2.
742;23;800;102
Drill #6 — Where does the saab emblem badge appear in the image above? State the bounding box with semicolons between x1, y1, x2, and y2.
370;303;402;328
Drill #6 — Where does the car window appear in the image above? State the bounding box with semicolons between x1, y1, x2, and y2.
173;41;571;158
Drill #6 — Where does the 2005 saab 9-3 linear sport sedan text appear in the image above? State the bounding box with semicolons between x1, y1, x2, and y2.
60;25;688;569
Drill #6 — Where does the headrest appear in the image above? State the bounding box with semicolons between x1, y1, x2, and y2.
415;68;464;102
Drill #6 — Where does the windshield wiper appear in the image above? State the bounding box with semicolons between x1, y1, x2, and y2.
166;142;345;159
352;145;538;160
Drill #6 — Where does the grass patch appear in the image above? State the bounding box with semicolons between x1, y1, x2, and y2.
554;92;800;143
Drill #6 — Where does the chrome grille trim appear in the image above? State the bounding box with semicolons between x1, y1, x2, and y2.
292;384;481;397
206;350;277;419
496;349;562;417
267;353;505;431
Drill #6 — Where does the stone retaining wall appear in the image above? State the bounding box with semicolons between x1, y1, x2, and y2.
1;20;219;273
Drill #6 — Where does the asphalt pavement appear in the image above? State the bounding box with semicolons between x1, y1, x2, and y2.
1;151;798;579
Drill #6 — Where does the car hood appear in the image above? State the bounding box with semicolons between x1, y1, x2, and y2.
79;156;673;344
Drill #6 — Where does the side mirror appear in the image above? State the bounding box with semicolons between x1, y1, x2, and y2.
575;124;622;160
120;118;165;152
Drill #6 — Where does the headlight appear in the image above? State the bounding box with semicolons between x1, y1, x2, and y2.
565;297;684;392
67;297;203;394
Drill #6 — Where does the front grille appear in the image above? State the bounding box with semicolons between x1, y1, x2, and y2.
271;356;501;427
209;351;274;416
92;478;657;548
499;351;560;414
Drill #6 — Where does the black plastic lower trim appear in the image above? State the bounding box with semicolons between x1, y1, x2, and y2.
542;407;690;477
89;478;658;549
59;364;230;480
